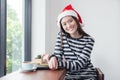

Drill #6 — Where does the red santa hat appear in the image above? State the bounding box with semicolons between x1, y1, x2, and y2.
57;4;83;27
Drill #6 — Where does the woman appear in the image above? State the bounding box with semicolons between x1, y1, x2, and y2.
42;4;97;80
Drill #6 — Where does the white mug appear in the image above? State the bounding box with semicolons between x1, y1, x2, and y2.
22;61;34;70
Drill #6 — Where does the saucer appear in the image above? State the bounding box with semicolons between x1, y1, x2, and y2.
21;66;37;72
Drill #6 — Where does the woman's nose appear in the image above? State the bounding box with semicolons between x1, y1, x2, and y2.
66;23;71;28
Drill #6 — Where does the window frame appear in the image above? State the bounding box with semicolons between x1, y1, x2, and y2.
24;0;32;61
0;0;6;77
0;0;32;77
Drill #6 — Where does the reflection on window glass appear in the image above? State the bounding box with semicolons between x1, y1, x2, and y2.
7;0;24;74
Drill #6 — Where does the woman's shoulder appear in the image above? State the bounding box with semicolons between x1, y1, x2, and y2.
82;35;95;42
57;32;66;37
58;32;66;35
56;32;67;40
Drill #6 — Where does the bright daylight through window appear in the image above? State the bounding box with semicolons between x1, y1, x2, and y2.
6;0;24;74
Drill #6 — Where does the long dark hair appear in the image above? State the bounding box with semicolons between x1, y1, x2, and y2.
60;16;89;37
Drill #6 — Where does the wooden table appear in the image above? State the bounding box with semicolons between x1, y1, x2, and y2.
0;69;66;80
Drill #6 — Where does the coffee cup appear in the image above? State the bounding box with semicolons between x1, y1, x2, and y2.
22;61;35;71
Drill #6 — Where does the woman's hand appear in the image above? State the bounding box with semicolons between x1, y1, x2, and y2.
41;53;50;64
48;56;58;70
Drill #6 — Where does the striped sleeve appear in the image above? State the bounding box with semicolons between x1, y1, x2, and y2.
63;37;95;71
54;34;95;71
53;33;63;60
76;37;95;69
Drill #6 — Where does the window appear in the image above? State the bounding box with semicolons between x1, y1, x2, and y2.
0;0;32;77
6;0;24;74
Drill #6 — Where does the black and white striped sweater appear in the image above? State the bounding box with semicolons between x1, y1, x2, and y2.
53;32;97;78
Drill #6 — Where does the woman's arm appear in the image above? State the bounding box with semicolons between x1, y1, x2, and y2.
57;36;95;71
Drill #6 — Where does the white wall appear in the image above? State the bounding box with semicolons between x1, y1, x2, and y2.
32;0;46;58
32;0;120;80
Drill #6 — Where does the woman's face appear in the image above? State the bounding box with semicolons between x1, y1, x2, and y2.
61;16;78;36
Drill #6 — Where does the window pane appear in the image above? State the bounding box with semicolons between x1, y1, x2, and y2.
6;0;24;74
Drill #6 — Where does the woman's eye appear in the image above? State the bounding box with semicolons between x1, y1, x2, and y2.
62;23;66;26
69;19;73;23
